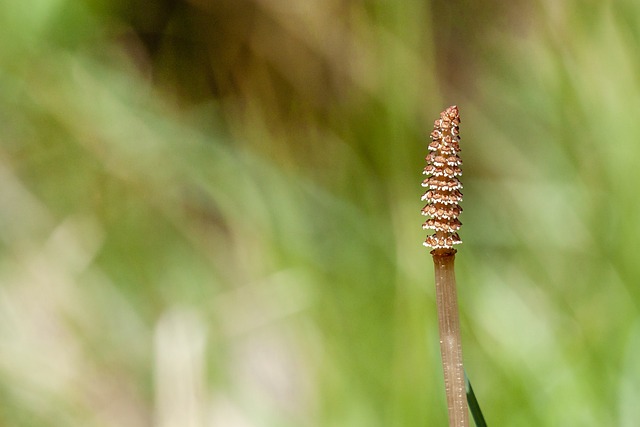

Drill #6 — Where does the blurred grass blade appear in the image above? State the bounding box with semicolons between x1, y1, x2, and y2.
465;371;487;427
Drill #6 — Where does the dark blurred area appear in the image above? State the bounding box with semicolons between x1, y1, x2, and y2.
96;0;523;116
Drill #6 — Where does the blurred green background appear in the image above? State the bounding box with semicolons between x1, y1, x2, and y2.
2;0;640;426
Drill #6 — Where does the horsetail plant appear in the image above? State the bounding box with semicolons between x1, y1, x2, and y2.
421;105;469;426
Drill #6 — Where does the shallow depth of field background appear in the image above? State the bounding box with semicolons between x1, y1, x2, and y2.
2;1;640;426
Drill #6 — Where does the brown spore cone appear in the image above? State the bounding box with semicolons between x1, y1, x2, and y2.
421;105;463;252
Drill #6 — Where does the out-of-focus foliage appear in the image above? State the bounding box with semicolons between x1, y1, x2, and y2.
1;0;640;426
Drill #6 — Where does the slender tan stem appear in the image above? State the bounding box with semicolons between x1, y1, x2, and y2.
432;250;468;427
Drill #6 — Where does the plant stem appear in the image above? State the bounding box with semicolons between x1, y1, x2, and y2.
432;249;469;426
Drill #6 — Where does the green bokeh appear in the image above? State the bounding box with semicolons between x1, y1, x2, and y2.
1;1;639;426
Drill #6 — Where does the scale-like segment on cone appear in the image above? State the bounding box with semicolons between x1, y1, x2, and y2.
421;105;463;251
